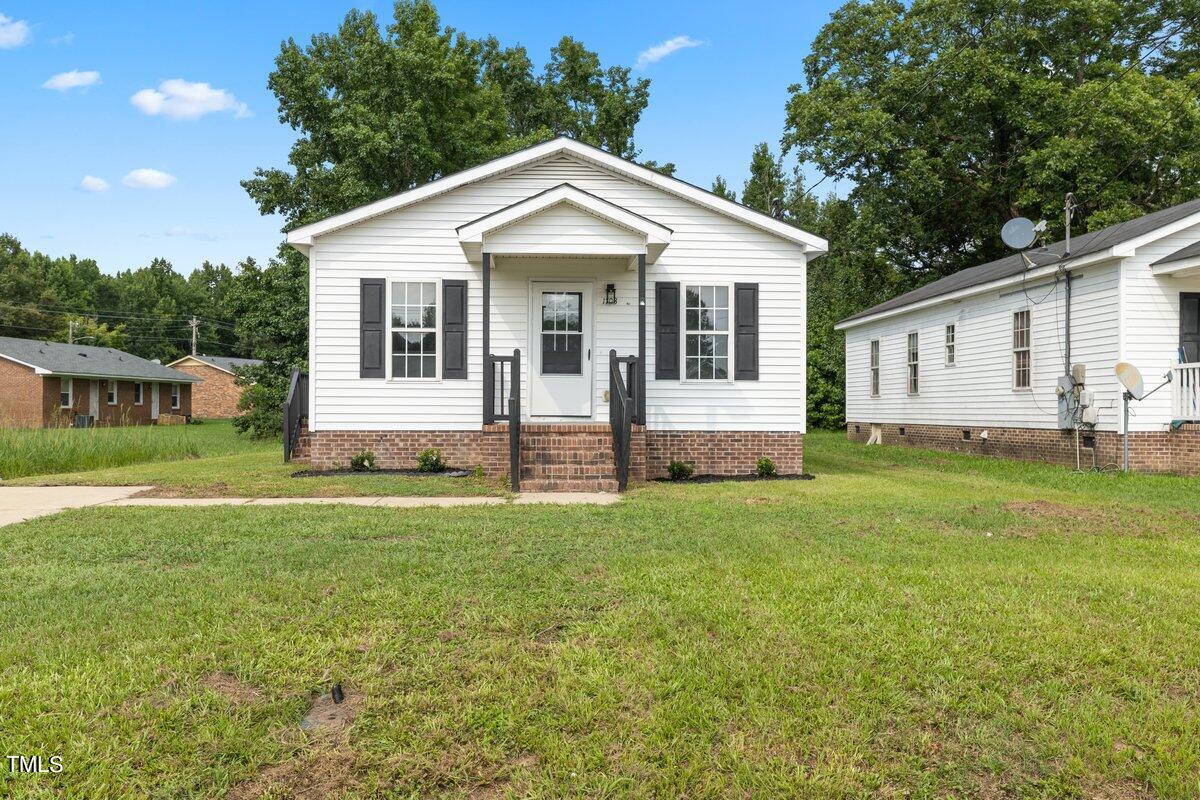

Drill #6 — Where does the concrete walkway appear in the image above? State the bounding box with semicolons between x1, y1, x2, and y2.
0;486;155;527
0;488;620;527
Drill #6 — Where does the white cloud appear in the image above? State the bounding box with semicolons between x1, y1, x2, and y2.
50;32;74;45
79;175;109;192
122;168;176;189
635;35;703;69
165;226;217;241
0;12;31;48
130;79;249;120
43;70;100;91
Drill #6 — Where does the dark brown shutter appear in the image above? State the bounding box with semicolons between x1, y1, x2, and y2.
360;278;385;378
734;282;759;380
655;281;680;379
442;279;468;379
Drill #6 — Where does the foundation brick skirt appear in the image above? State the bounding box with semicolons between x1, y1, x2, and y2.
847;421;1200;475
307;426;805;486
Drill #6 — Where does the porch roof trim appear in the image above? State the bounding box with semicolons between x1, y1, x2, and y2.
456;183;673;264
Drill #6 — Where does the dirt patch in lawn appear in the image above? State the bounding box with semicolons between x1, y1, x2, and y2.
227;690;364;799
227;747;358;800
300;690;363;743
198;671;264;704
1003;499;1118;528
467;753;540;799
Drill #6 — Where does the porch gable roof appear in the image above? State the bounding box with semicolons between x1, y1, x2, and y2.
455;183;673;264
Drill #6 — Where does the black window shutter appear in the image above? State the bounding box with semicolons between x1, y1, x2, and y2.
442;279;468;379
360;278;385;379
734;282;759;380
655;281;680;379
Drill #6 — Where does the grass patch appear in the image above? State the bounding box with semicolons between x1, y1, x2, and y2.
2;431;1200;796
0;422;217;479
5;420;506;497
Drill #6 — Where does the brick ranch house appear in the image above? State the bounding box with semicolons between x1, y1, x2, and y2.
0;336;198;427
838;198;1200;475
167;355;263;419
282;137;826;490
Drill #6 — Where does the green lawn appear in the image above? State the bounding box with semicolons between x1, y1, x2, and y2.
4;420;506;497
2;432;1200;797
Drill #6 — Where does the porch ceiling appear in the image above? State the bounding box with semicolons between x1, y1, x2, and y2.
457;183;672;267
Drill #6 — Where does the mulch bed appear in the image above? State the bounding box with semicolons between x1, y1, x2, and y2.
653;473;815;484
291;468;472;478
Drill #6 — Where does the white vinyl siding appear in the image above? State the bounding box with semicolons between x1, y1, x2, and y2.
844;260;1122;431
308;153;807;432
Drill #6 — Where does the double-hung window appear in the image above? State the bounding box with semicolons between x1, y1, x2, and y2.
906;332;919;395
1013;310;1031;389
170;383;180;409
59;378;72;409
869;340;880;396
390;280;438;379
133;382;144;405
106;380;117;405
944;324;956;366
683;284;730;380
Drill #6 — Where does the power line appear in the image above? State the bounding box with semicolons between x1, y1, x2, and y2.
0;301;238;329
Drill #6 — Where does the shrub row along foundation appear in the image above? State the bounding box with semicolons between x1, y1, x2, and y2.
305;427;804;484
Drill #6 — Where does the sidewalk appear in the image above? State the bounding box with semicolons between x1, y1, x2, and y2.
0;487;620;527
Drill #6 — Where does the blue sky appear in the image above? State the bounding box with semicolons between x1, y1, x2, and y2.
0;1;842;275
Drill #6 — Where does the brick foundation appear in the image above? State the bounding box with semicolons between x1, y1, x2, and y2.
847;421;1200;475
307;426;803;486
644;430;805;478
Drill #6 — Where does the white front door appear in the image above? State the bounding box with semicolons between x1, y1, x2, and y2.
150;382;159;420
89;380;99;418
530;282;593;417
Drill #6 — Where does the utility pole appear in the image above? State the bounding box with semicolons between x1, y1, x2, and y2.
68;320;76;344
189;316;199;356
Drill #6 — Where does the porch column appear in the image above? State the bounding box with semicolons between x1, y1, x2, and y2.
482;251;493;424
637;252;646;425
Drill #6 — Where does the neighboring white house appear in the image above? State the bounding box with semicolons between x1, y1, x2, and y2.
285;137;827;490
836;198;1200;474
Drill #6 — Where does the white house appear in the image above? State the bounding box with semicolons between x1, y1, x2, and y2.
837;198;1200;474
285;137;826;490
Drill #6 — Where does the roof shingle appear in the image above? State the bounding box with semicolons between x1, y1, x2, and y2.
0;337;200;382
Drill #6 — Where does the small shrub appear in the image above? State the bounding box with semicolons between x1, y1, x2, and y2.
416;447;445;473
472;464;485;479
756;456;777;477
232;383;283;439
350;450;377;472
667;460;694;480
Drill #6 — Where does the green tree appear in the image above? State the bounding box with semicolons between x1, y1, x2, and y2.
784;0;1200;283
742;143;787;215
246;2;652;230
225;249;310;438
710;175;737;202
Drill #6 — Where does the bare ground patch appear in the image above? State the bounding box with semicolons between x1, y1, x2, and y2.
1003;500;1121;528
198;671;264;704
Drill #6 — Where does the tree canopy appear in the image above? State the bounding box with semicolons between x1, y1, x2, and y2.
244;0;652;229
784;0;1200;282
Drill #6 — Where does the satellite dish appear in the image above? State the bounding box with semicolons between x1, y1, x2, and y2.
1001;217;1037;250
1115;361;1144;398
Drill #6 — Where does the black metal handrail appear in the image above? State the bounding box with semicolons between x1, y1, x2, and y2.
609;350;638;491
283;369;308;462
485;350;522;491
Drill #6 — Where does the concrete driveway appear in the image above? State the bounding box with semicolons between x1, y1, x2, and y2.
0;486;153;527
